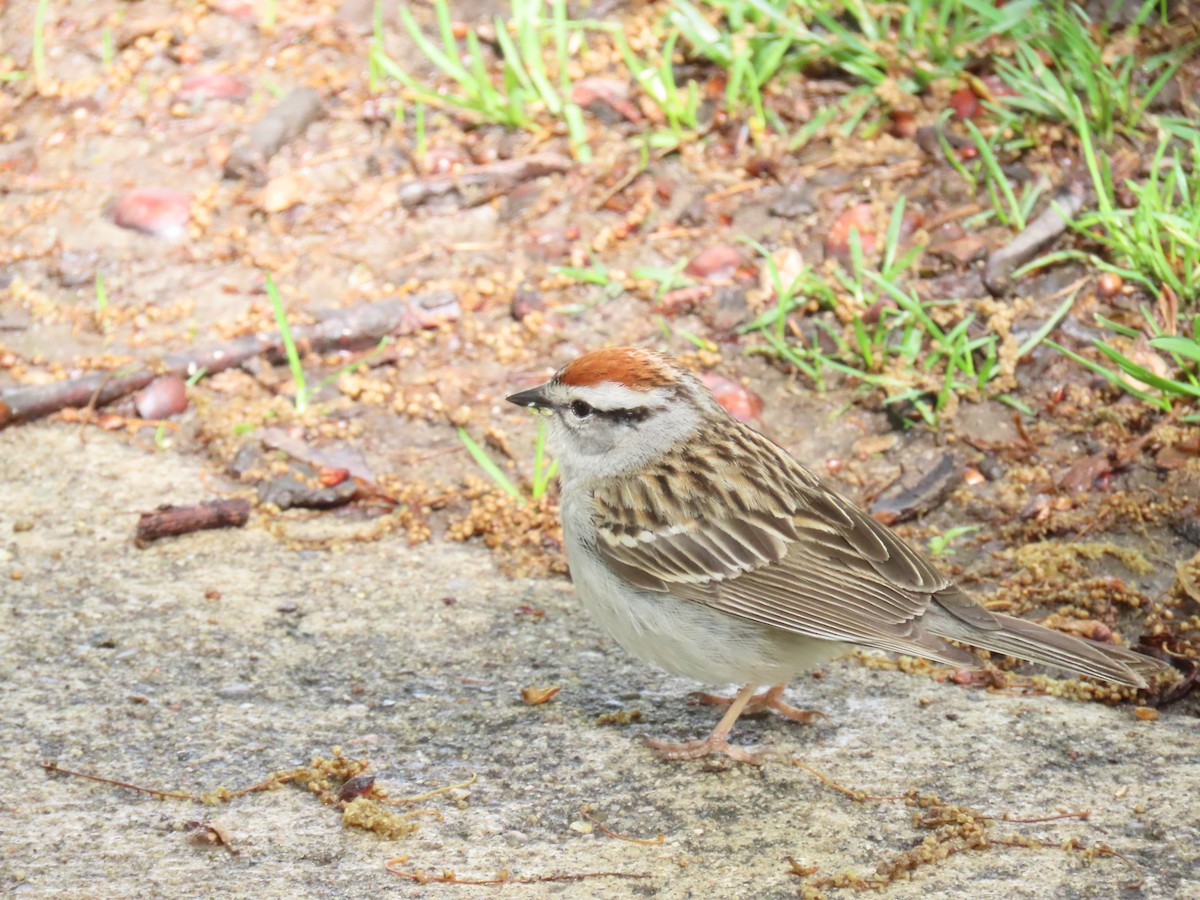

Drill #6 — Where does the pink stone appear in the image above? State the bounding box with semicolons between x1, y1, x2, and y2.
110;188;192;240
684;245;740;282
701;372;763;424
177;73;249;101
135;375;189;419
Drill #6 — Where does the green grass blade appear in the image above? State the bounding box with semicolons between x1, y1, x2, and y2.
457;428;522;499
1016;289;1079;358
1048;341;1170;410
1152;336;1200;366
265;273;309;413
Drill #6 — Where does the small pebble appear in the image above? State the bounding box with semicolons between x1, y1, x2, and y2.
110;188;192;240
700;372;763;423
824;203;876;259
176;73;249;101
948;87;980;119
510;284;544;321
1096;272;1124;299
571;77;642;123
685;245;740;281
135;375;188;419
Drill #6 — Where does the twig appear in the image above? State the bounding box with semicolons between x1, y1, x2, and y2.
922;203;986;231
789;759;906;802
0;295;457;430
1088;841;1145;890
384;773;477;805
1001;810;1091;824
1042;274;1090;305
135;499;252;546
224;773;303;799
383;859;650;884
39;758;308;802
704;181;761;203
788;759;1142;891
581;808;665;845
784;856;820;877
397;153;573;209
39;760;196;800
224;88;324;184
984;183;1088;296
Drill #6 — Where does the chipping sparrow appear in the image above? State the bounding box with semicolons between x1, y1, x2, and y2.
508;347;1171;763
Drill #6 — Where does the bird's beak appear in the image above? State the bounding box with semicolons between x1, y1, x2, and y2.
506;382;552;412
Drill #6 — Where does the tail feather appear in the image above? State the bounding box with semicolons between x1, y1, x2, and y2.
926;609;1170;688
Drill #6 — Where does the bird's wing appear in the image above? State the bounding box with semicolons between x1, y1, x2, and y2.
591;431;997;654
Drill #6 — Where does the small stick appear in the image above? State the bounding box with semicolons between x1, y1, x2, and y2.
396;153;573;209
135;498;252;546
224;773;303;799
40;760;196;800
704;181;760;203
39;758;305;801
0;295;456;429
224;88;324;184
581;808;665;845
383;859;650;885
383;772;477;805
1001;810;1091;824
984;183;1088;296
592;144;678;211
922;203;985;231
789;759;906;802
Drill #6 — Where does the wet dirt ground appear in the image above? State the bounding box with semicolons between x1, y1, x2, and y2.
2;0;1199;897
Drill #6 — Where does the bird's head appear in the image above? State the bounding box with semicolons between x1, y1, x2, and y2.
506;347;718;483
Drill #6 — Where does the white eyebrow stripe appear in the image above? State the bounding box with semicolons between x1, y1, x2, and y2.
569;382;670;410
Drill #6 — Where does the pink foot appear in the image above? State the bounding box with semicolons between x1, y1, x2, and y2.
641;732;766;765
692;684;825;724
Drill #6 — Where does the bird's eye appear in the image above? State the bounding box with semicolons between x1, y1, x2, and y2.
570;400;594;419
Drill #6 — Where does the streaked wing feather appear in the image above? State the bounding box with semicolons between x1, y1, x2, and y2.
591;432;985;648
677;574;979;667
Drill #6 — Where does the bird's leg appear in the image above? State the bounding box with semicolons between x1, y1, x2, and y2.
691;682;824;724
643;682;767;764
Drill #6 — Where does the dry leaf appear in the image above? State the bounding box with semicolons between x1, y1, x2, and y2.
185;820;239;855
520;685;561;706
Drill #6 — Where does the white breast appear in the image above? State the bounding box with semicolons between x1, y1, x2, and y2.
560;490;843;686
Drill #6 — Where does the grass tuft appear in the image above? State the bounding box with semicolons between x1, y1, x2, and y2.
741;202;1078;423
372;0;590;158
1049;311;1200;422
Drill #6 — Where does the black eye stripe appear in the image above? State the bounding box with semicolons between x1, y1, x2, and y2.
565;400;651;425
595;406;651;425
